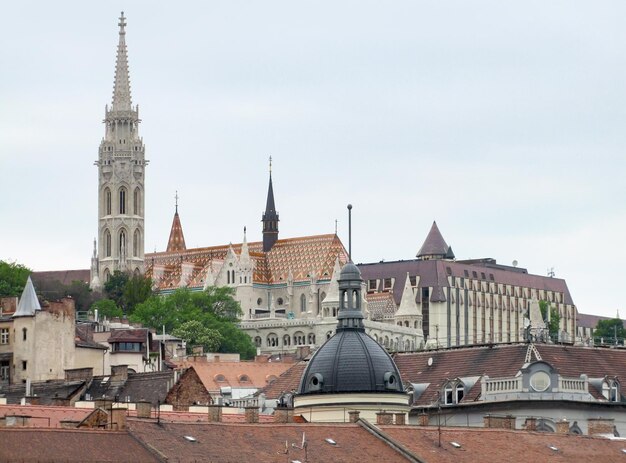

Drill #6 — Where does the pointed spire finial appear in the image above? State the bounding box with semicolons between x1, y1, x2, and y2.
118;11;126;34
347;204;353;262
111;12;132;111
269;155;272;176
175;190;179;214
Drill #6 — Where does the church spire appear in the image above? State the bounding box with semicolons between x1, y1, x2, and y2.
167;193;186;252
111;12;132;111
262;156;279;252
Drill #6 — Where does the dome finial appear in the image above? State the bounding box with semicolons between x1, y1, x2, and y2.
347;204;353;262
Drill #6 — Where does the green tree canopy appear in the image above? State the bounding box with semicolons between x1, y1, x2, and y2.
0;261;31;297
173;320;223;354
594;318;626;344
131;287;255;359
103;271;152;314
91;298;123;320
104;271;129;309
123;274;153;313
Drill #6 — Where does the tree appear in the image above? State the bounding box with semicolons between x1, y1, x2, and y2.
173;320;223;354
0;261;31;297
123;274;153;314
91;299;123;320
104;271;129;309
594;318;626;345
131;287;255;359
539;300;561;340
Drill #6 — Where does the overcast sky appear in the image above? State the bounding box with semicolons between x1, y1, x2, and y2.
1;1;625;318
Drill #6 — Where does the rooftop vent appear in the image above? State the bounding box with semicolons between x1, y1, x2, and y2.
184;436;197;442
450;442;461;448
325;438;337;445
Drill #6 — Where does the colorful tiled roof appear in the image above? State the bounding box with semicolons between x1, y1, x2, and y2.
146;234;348;290
365;292;397;321
166;211;186;252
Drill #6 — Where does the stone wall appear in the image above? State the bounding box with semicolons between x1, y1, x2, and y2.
165;368;211;409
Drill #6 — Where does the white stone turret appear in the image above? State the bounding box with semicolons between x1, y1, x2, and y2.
394;273;424;339
236;227;255;318
94;12;147;286
90;238;102;291
321;258;341;318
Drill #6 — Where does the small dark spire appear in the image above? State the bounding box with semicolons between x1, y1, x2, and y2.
262;157;279;252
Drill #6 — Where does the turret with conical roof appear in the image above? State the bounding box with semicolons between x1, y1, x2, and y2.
262;158;279;252
166;194;186;253
13;277;41;318
416;221;455;260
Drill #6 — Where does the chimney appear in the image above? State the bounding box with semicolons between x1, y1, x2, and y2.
588;417;615;436
245;406;259;423
25;396;40;406
418;412;429;426
394;413;406;425
555;419;570;434
208;405;222;423
110;407;127;430
274;406;294;423
348;411;360;423
110;365;128;382
376;411;393;425
524;417;537;431
136;401;152;419
483;414;515;430
65;367;94;382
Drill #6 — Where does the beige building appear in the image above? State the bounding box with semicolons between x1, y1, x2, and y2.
360;222;577;348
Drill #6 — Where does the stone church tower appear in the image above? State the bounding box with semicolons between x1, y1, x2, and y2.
91;12;147;289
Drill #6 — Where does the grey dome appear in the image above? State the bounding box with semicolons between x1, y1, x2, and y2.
339;262;361;281
298;330;404;394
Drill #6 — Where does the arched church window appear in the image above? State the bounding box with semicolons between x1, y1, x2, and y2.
300;294;306;312
133;188;140;215
133;229;140;257
119;230;126;257
103;268;110;282
105;188;112;215
119;187;127;214
104;230;112;257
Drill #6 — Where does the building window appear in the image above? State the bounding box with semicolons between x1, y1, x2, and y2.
368;279;377;291
133;229;140;257
22;360;27;371
0;328;8;344
119;187;127;214
119;230;127;257
383;278;392;290
105;188;112;215
530;371;551;392
443;380;465;405
603;378;620;402
104;229;112;257
112;342;141;352
277;298;283;306
254;336;262;347
22;328;27;341
300;294;306;312
0;362;9;381
133;187;140;215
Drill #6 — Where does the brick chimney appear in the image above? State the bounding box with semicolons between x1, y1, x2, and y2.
376;411;393;425
555;419;570;434
245;406;259;423
524;417;537;431
348;411;360;423
394;413;406;425
207;405;222;423
588;418;615;435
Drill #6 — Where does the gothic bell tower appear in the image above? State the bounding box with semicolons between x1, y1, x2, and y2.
92;12;147;288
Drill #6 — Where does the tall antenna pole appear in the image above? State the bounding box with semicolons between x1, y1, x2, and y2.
347;204;352;262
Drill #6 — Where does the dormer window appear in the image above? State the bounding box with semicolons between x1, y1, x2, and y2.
443;380;465;405
603;378;620;402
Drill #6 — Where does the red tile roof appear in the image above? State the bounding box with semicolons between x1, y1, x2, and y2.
0;427;159;462
176;360;293;393
256;361;307;399
381;426;626;463
127;419;409;462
